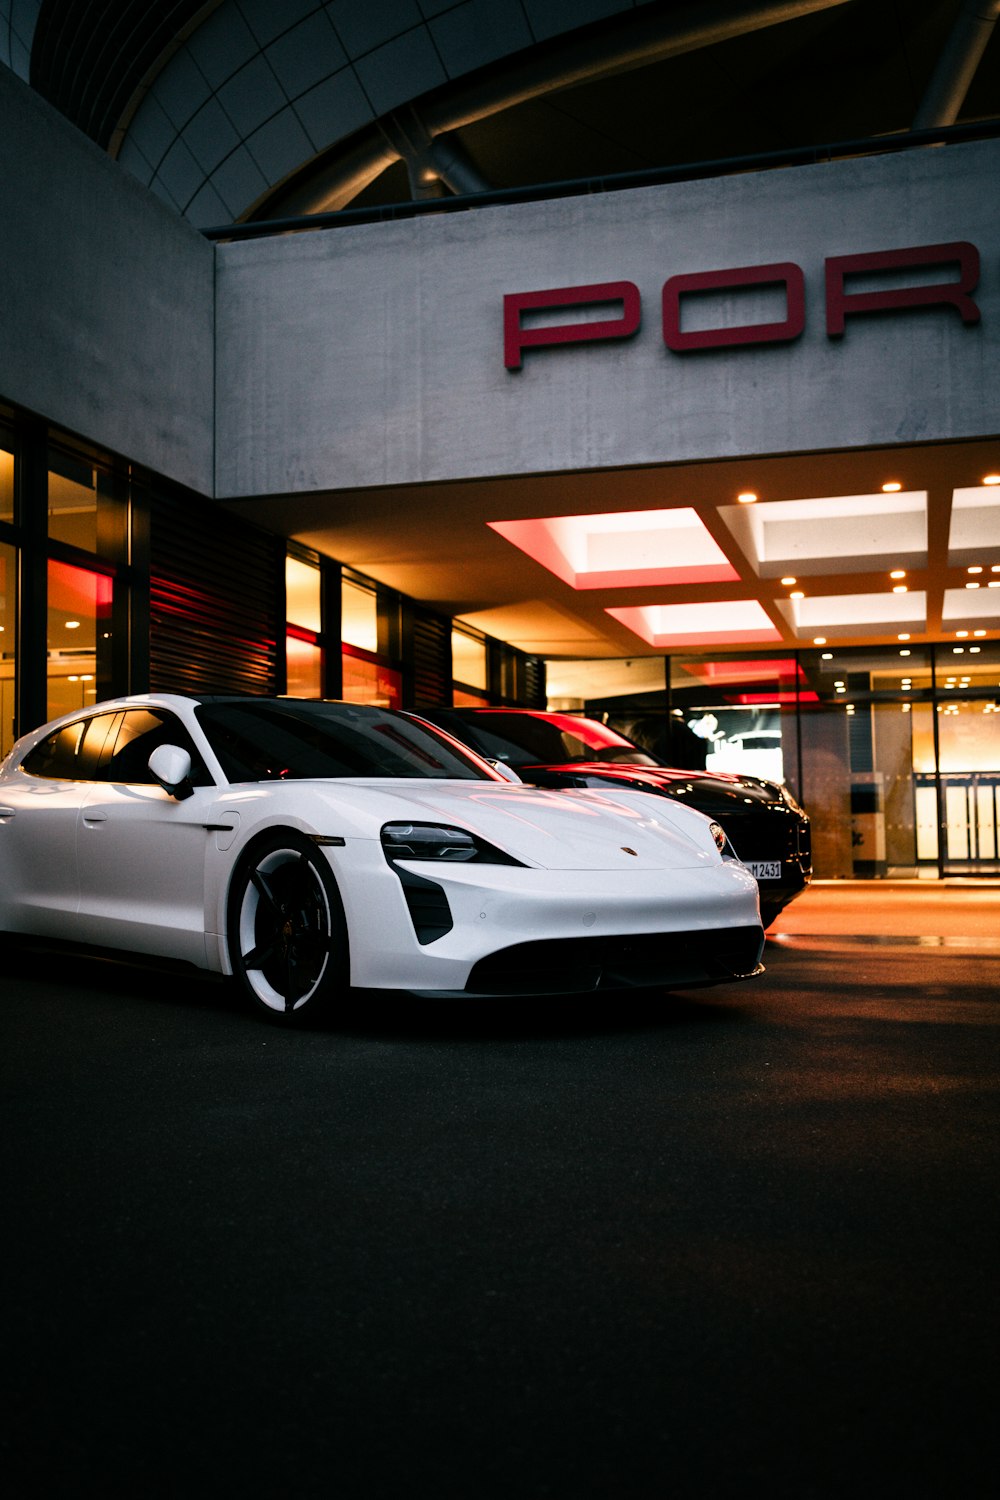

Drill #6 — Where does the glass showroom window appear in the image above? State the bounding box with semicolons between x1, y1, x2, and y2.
48;444;127;557
286;554;323;697
342;575;378;654
452;627;489;706
47;559;113;722
340;572;401;708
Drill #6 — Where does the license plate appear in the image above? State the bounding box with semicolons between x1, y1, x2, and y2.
747;861;782;881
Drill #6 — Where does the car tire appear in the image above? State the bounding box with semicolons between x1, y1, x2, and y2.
227;830;349;1024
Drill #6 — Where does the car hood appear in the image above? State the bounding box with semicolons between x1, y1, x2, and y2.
519;761;795;816
296;778;723;871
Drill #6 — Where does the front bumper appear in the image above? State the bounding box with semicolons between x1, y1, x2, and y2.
332;844;764;997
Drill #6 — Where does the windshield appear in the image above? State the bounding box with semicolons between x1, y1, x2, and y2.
196;701;495;782
445;711;660;768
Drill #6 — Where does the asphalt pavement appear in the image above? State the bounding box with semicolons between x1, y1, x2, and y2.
1;882;997;1499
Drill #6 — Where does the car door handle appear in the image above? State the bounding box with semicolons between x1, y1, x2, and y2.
0;806;15;821
82;809;108;825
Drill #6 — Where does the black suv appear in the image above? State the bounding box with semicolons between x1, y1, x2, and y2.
417;708;811;927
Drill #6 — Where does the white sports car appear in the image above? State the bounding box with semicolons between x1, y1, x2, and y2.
0;695;764;1023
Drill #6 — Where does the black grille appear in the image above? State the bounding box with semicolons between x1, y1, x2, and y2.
395;869;453;945
466;927;764;996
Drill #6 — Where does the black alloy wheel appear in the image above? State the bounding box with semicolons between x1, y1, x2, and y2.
227;830;348;1023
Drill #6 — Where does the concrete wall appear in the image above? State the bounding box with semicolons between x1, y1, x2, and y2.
215;137;1000;498
0;65;214;494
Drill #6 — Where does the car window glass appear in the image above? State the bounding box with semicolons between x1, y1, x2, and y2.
455;714;657;768
101;710;211;785
21;712;119;781
196;701;492;782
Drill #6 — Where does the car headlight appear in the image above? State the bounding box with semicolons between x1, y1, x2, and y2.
381;822;525;865
709;821;733;857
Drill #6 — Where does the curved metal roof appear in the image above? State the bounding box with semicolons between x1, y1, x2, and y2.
5;0;1000;229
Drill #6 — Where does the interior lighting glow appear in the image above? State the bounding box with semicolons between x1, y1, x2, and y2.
882;482;903;492
966;582;981;589
954;645;966;652
898;633;910;641
901;683;911;691
813;636;826;645
890;570;906;579
65;620;80;629
738;492;758;504
902;703;911;713
974;630;987;637
956;632;969;639
990;581;1000;588
900;649;911;656
821;651;833;660
892;585;908;593
983;474;1000;485
789;590;805;599
781;576;797;586
968;566;983;574
992;565;1000;572
970;646;981;653
836;685;846;693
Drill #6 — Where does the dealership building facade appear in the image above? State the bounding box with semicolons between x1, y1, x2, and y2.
2;3;999;882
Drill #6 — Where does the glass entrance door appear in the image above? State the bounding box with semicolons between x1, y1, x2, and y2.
933;690;1000;875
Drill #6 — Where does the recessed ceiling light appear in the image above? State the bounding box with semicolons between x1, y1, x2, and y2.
898;633;910;641
900;649;911;656
990;581;1000;589
973;629;987;637
882;482;903;492
983;474;1000;486
956;631;969;638
738;492;758;504
813;636;826;645
892;585;908;593
901;683;911;691
970;646;981;653
65;620;80;630
781;576;797;586
821;651;833;660
954;645;966;652
789;590;805;600
902;703;911;713
992;564;1000;573
890;570;906;580
968;566;983;574
966;582;980;589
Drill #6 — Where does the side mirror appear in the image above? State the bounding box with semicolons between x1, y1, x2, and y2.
487;758;523;784
148;743;195;800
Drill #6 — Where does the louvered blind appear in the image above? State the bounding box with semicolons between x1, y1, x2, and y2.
149;491;282;696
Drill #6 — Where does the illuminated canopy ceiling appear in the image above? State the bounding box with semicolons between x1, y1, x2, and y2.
236;437;1000;658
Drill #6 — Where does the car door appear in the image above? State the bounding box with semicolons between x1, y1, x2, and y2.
75;708;226;965
0;712;119;939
